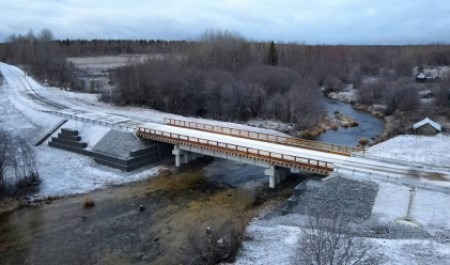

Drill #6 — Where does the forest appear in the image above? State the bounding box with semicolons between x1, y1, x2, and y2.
1;29;450;132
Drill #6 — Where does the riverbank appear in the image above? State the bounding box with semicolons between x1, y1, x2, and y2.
0;197;22;215
0;158;301;265
325;92;395;145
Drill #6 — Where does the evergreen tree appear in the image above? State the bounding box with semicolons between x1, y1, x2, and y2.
267;41;278;66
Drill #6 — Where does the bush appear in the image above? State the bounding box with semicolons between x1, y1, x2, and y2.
183;223;243;265
292;209;384;265
358;138;369;146
83;198;95;208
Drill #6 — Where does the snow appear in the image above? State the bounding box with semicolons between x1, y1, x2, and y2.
0;62;165;197
0;61;287;198
231;132;450;264
232;179;450;265
58;120;111;148
36;145;162;197
371;182;410;223
371;239;450;265
234;224;300;265
412;189;450;232
327;85;358;103
366;134;450;168
67;54;151;70
413;117;442;132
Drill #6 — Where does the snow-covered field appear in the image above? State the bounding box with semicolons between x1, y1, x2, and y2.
67;54;183;70
366;134;450;168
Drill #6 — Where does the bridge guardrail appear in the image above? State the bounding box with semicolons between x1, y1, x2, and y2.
164;118;359;156
41;110;136;132
137;126;333;174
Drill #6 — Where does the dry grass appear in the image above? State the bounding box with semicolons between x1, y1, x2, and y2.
0;197;20;214
358;138;370;146
420;172;449;181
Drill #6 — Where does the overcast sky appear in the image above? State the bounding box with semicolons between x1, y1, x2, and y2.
1;0;449;44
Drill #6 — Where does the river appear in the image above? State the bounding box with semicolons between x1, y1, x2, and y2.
317;97;385;146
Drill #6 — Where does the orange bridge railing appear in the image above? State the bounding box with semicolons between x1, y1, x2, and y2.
164;118;359;156
137;127;333;175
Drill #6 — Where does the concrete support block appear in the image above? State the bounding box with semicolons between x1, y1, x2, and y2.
175;154;182;167
182;152;190;164
269;174;276;188
172;145;182;155
173;145;183;167
265;166;290;188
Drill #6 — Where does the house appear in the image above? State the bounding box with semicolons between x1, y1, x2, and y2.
415;72;439;83
413;117;442;135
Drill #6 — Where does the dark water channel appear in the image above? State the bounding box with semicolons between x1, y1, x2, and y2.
0;100;384;264
317;97;385;146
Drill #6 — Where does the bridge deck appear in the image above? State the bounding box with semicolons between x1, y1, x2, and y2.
164;118;359;156
137;127;334;174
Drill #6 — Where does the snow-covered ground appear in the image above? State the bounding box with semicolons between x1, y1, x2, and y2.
231;135;450;265
0;61;288;198
366;134;450;168
0;63;166;197
67;54;183;71
232;179;450;265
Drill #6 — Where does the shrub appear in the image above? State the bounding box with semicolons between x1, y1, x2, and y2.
183;223;243;265
83;198;95;208
358;138;369;146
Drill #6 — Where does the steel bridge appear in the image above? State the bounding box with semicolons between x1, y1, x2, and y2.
137;118;360;188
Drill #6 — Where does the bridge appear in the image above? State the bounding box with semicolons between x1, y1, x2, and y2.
137;118;361;188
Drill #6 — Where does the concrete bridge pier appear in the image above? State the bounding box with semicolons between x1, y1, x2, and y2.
172;145;201;167
265;165;291;188
173;145;185;167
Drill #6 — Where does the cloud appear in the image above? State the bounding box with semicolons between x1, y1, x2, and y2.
0;0;449;44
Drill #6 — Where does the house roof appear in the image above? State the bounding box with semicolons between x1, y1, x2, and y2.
416;73;426;79
413;117;442;132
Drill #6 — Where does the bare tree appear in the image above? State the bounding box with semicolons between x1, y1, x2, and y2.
384;79;419;113
12;137;39;188
358;80;386;105
435;77;450;107
0;130;9;190
293;212;383;265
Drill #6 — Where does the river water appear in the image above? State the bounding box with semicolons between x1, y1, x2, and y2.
0;159;274;265
0;100;385;264
317;97;385;146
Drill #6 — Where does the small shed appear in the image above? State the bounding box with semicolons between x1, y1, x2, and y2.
413;117;442;135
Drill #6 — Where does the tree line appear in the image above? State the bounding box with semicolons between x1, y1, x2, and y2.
110;31;323;130
109;31;450;129
1;29;450;131
0;28;75;88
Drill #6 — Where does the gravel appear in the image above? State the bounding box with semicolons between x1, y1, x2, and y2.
284;177;431;239
291;177;378;223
